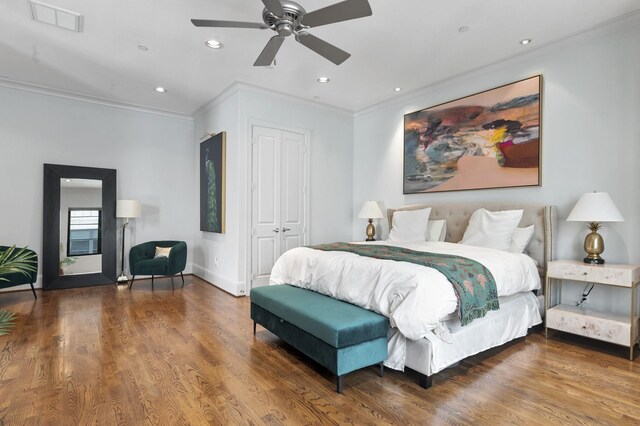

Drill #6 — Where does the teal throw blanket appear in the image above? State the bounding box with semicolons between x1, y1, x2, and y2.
310;243;499;326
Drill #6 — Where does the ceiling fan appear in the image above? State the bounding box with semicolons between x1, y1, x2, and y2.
191;0;372;66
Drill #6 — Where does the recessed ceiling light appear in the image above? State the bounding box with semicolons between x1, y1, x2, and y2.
206;40;223;49
458;26;469;33
317;76;330;83
154;87;167;93
394;87;401;92
520;39;532;45
137;45;149;51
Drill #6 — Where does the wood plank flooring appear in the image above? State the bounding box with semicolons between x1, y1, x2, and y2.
0;276;639;425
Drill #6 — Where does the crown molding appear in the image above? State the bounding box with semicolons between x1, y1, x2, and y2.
191;82;242;118
0;77;193;121
191;80;353;118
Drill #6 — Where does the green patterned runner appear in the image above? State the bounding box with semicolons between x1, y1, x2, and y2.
310;243;499;326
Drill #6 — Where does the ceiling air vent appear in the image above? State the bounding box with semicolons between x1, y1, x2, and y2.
29;0;84;32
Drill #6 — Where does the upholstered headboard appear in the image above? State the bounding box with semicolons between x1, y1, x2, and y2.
387;202;557;277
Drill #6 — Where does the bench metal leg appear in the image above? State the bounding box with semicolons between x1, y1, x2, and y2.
379;362;384;377
128;276;136;290
180;271;185;287
336;375;343;394
171;276;175;291
253;321;256;335
418;373;432;389
151;275;154;290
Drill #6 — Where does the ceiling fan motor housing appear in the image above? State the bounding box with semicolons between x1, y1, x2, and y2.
262;0;307;37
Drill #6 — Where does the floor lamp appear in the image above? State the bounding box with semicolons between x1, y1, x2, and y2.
116;200;141;283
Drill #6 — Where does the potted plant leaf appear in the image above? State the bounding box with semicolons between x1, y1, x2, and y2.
58;243;77;276
0;246;37;335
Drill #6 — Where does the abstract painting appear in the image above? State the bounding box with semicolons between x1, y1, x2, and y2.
403;75;541;194
200;132;226;233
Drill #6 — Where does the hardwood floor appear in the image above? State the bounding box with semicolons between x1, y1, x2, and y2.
0;276;638;425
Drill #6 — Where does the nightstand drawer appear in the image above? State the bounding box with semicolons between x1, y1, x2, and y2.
547;305;639;346
547;261;640;287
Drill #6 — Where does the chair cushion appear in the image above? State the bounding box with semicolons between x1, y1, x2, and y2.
133;257;168;275
250;285;388;349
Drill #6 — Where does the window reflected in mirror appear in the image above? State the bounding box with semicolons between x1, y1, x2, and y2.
67;209;102;256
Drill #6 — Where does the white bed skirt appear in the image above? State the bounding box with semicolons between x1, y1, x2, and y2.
405;291;542;376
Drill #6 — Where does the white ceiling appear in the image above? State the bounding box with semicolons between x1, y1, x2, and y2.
1;0;639;116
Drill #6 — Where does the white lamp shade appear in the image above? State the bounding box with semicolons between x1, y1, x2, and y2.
358;201;384;219
566;192;624;222
116;200;142;219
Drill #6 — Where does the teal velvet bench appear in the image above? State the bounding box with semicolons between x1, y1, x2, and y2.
250;284;389;393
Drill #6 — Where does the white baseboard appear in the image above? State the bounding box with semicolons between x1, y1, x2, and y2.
191;264;246;297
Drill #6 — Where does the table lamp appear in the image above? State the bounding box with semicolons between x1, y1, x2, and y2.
358;201;384;241
116;200;141;283
566;191;624;264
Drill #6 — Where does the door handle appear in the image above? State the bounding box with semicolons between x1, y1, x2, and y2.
273;228;280;233
282;227;291;232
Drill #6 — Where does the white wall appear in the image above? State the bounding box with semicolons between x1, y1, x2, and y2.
0;85;195;290
353;16;640;312
192;89;242;295
192;84;354;295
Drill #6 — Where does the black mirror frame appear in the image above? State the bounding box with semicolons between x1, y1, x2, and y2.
43;164;117;289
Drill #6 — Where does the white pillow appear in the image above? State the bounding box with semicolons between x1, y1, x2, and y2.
154;246;172;259
508;225;535;253
460;208;523;251
388;208;432;242
427;219;447;242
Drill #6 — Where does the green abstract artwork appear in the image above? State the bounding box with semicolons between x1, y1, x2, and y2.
200;132;226;233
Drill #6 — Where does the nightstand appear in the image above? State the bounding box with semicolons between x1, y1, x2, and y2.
545;260;640;360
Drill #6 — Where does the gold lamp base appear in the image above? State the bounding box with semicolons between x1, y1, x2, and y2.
583;222;605;264
365;219;376;241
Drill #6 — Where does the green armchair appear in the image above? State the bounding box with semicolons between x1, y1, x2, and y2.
0;246;38;299
129;241;187;290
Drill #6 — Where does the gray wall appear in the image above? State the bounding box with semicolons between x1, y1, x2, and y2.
0;86;195;289
352;16;640;312
192;84;354;295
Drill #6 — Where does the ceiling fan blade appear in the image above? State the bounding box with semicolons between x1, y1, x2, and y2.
262;0;285;16
254;35;285;66
301;0;372;28
191;19;268;29
295;32;350;65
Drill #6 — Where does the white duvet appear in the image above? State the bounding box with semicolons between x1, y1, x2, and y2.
269;241;541;370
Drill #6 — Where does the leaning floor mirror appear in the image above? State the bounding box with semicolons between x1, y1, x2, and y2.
43;164;117;289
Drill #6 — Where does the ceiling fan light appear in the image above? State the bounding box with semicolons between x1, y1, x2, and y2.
206;39;223;49
317;76;330;83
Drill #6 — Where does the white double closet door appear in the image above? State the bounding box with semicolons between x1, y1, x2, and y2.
250;125;308;289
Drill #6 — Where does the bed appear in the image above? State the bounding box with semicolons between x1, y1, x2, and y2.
270;202;557;387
